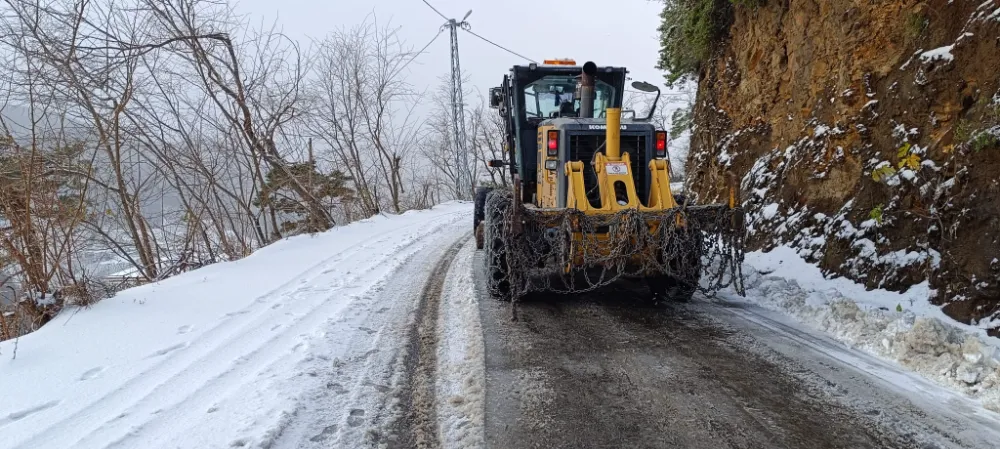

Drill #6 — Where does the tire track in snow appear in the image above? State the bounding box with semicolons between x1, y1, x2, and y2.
97;217;468;449
276;230;471;449
8;211;466;449
388;235;469;449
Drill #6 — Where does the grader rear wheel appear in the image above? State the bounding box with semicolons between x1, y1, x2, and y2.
473;187;494;250
483;190;513;300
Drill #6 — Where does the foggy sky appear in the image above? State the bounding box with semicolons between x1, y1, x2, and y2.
233;0;671;107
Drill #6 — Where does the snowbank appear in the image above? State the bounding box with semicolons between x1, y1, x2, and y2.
725;246;1000;413
435;241;486;448
0;202;470;449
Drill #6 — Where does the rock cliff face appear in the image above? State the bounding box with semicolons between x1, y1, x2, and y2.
687;0;1000;334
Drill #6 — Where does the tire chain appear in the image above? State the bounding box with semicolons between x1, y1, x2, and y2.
483;188;746;301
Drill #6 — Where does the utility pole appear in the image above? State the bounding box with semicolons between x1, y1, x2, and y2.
442;10;472;200
422;1;534;200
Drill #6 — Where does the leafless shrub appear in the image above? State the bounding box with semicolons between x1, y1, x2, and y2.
0;0;483;343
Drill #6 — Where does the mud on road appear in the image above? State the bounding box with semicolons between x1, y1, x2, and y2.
474;253;997;449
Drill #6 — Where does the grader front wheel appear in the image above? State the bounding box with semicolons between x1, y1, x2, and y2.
646;276;697;303
648;223;704;303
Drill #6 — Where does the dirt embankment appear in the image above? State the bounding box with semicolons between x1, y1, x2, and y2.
687;0;1000;334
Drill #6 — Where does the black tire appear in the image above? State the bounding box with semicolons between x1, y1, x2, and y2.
646;274;698;303
648;225;703;303
473;187;494;230
483;190;512;300
474;187;495;250
646;276;674;303
647;195;702;302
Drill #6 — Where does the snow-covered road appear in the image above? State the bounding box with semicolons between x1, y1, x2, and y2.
3;200;1000;449
0;203;472;449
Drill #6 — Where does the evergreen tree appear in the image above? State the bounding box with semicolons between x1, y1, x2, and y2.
254;161;354;234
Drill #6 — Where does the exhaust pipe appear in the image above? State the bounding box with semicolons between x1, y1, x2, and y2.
579;61;620;160
579;61;597;119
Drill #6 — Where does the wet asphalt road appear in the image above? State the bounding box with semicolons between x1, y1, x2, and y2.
473;253;1000;449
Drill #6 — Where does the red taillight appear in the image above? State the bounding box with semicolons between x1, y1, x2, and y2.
655;131;667;157
547;130;559;156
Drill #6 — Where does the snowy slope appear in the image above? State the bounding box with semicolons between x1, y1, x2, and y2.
0;202;471;449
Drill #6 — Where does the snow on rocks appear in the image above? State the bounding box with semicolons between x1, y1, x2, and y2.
760;203;780;220
725;246;1000;413
919;45;956;62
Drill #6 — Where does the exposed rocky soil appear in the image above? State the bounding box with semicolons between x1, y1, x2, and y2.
686;0;1000;334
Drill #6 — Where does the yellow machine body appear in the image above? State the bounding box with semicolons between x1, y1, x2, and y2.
525;108;688;272
479;60;745;300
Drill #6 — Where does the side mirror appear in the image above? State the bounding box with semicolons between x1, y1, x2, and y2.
631;81;658;93
489;87;502;109
630;81;661;122
487;159;507;168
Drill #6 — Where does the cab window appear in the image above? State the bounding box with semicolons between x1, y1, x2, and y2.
523;75;616;119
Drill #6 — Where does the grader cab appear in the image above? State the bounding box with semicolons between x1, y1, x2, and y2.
475;60;745;302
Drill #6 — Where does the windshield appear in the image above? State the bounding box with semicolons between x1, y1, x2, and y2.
523;75;616;119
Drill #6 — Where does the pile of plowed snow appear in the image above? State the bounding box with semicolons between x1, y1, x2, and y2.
726;246;1000;413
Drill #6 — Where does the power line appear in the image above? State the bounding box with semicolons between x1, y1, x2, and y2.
413;0;474;199
418;0;534;63
399;29;444;74
419;0;448;21
411;2;533;199
461;28;537;63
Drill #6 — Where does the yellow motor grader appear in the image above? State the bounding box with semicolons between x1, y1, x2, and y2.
474;59;744;302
